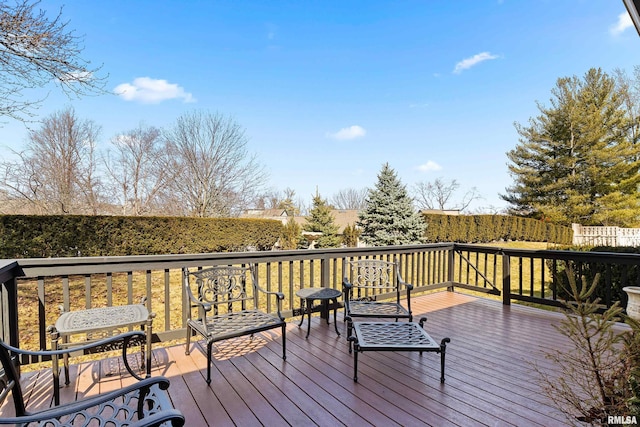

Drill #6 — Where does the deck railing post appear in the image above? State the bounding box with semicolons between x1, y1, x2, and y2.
447;246;455;292
320;255;331;320
0;261;21;347
502;251;511;305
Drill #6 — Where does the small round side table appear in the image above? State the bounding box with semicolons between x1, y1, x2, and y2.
295;287;342;339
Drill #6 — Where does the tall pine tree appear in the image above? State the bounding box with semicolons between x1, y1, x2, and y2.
358;163;426;246
304;194;341;248
502;68;640;226
279;216;302;249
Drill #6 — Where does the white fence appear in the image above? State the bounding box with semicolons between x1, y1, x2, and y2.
572;223;640;247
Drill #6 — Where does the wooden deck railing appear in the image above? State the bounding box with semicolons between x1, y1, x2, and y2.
2;242;640;366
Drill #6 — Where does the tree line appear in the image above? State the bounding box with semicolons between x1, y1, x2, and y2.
0;108;265;217
5;0;636;230
503;67;640;227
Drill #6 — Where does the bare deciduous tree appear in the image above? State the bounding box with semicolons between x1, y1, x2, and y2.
104;125;173;216
330;187;368;210
276;187;301;215
253;189;281;210
163;110;266;217
0;0;106;122
0;107;102;214
253;187;302;215
413;178;481;212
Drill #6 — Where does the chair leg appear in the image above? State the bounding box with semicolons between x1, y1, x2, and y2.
332;298;340;336
346;317;353;353
185;326;191;355
282;325;287;360
206;341;214;385
350;339;359;382
440;338;451;384
61;334;70;386
143;319;153;377
50;329;61;406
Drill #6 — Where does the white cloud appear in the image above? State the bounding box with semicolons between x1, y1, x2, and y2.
611;12;633;35
266;23;278;40
453;52;499;74
114;77;196;104
416;161;442;172
327;125;366;140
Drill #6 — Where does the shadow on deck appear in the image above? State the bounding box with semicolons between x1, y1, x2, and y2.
2;291;574;426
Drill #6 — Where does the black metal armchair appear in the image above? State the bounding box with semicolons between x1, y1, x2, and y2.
0;331;185;426
343;259;413;352
184;265;287;384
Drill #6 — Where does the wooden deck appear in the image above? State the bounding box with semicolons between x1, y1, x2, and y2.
2;291;578;426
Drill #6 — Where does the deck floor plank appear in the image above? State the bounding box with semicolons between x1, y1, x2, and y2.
188;341;263;426
294;323;469;427
2;292;586;426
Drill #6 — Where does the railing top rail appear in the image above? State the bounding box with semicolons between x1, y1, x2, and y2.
12;243;456;278
500;248;640;263
454;243;640;264
0;260;21;283
451;244;503;255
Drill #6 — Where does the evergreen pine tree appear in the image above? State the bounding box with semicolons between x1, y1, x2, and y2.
279;217;302;250
357;163;426;246
502;68;640;226
342;223;361;247
304;194;341;248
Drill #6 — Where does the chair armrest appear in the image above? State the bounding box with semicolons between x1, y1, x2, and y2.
342;277;353;292
0;377;184;426
254;284;284;301
4;331;145;358
254;285;286;319
398;276;414;291
342;278;353;311
5;331;148;380
129;409;186;427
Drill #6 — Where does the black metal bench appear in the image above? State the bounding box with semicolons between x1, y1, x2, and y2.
184;265;287;384
348;318;450;383
0;331;184;426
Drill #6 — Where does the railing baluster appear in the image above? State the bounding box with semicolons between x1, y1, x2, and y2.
84;274;91;309
37;276;46;350
106;272;113;306
164;269;171;331
529;257;534;297
127;272;133;305
62;275;70;313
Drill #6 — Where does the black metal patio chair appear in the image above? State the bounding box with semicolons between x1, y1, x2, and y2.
0;331;184;426
343;259;413;352
184;264;287;384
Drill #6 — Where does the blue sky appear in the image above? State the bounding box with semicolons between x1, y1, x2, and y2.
3;0;640;212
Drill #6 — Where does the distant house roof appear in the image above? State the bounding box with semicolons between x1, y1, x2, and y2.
421;209;461;216
330;209;360;233
241;208;360;234
241;209;288;218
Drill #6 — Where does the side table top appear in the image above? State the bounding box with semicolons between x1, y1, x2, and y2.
353;321;440;350
55;304;151;335
295;287;342;300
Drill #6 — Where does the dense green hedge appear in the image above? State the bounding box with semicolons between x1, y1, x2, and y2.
0;213;573;259
0;215;284;258
422;214;573;245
